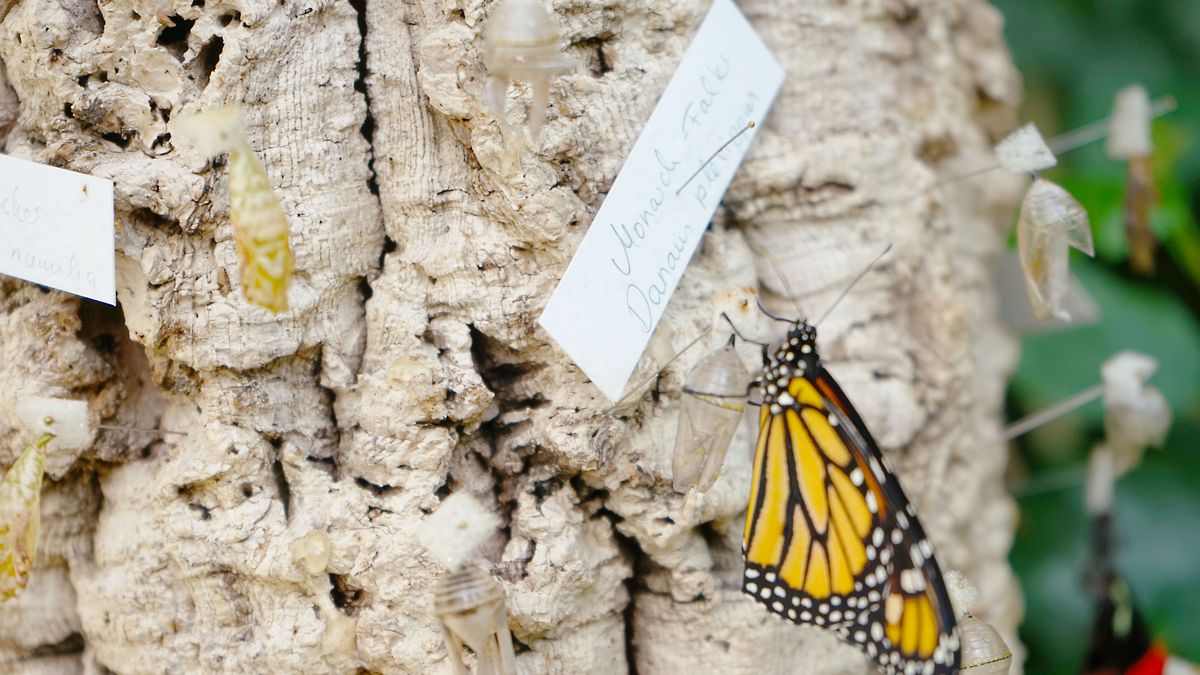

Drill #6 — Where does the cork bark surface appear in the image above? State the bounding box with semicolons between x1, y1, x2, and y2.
0;0;1025;673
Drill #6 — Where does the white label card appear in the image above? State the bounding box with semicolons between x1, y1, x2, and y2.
0;154;115;304
538;0;785;402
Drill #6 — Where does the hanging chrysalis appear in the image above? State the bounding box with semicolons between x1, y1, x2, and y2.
0;433;54;601
171;107;294;313
672;337;752;494
945;571;1012;674
1016;178;1095;320
434;565;518;675
418;493;516;675
1107;85;1158;275
482;0;573;140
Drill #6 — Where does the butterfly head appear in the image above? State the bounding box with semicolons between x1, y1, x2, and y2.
763;319;820;391
781;319;819;367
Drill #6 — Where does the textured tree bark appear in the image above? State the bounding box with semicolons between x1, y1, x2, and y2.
0;0;1025;673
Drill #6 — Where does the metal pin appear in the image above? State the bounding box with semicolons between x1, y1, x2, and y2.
676;121;757;195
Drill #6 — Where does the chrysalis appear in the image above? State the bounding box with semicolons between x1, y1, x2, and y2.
172;107;294;313
1016;178;1095;320
419;493;516;675
433;565;519;675
0;433;54;601
672;338;752;494
482;0;574;140
1107;85;1158;276
945;571;1012;674
958;617;1013;673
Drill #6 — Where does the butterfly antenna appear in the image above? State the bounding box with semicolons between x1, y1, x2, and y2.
760;248;806;319
815;244;892;326
755;296;791;323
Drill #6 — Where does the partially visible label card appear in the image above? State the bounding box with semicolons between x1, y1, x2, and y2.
0;154;115;304
539;0;784;402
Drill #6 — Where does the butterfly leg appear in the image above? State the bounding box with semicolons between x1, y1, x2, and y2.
720;313;772;365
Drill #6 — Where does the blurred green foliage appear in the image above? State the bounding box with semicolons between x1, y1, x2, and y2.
992;0;1200;672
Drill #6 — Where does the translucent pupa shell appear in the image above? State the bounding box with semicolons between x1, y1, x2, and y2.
433;565;518;675
0;433;54;601
1016;178;1094;321
483;0;574;139
672;340;752;494
958;616;1013;673
172;107;294;313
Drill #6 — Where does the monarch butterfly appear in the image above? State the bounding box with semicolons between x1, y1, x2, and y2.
739;315;960;674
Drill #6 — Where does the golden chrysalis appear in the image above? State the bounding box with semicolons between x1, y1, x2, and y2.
0;433;54;601
173;107;294;313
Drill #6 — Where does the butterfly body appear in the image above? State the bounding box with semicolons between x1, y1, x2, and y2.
742;320;960;674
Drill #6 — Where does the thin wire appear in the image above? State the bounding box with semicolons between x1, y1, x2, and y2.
675;121;756;195
1002;383;1104;441
814;244;892;326
1012;466;1088;498
923;95;1178;197
1048;95;1177;155
97;423;189;436
609;328;711;410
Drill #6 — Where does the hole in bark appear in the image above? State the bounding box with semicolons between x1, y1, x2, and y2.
188;502;212;520
156;16;195;60
354;476;396;496
77;74;90;87
101;132;131;148
193;0;205;6
329;574;365;615
91;332;117;354
219;10;240;26
152;132;171;149
196;36;224;90
357;276;373;301
272;445;292;519
63;102;74;119
240;482;254;498
29;631;85;658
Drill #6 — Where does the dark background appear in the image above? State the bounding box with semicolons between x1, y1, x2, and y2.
990;0;1200;672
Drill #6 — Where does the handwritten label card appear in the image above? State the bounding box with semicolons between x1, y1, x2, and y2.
539;0;784;401
0;154;115;304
